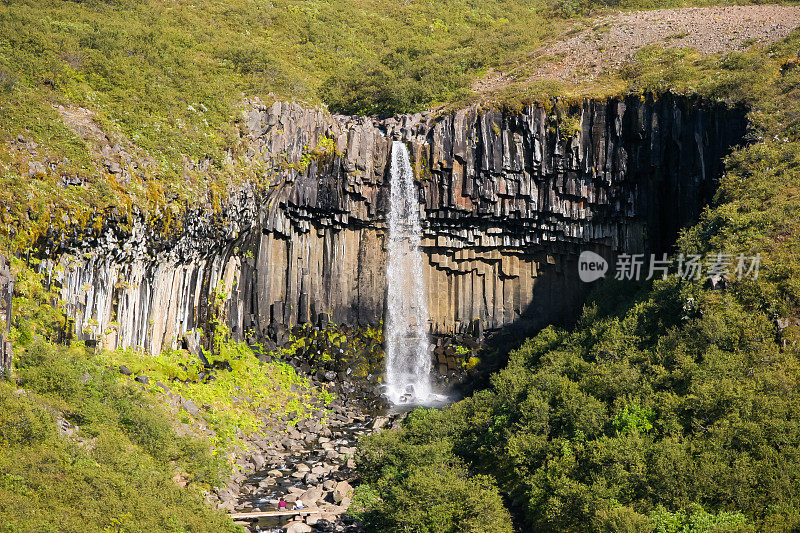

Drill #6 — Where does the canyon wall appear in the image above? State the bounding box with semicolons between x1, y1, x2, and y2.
47;95;747;354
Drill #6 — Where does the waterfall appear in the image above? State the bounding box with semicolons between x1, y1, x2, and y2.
384;141;434;405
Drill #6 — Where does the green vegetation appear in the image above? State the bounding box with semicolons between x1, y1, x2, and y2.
0;341;240;532
280;322;385;379
650;505;749;533
353;29;800;533
99;340;326;453
356;279;800;530
350;408;514;533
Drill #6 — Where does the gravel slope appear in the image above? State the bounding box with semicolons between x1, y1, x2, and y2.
474;4;800;93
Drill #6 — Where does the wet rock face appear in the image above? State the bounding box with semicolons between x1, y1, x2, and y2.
48;95;747;353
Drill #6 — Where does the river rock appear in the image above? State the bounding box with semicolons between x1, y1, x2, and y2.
284;521;312;533
333;481;353;503
299;485;324;506
325;450;340;460
249;453;265;470
371;416;389;430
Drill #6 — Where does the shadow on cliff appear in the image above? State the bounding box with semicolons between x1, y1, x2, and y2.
458;260;650;396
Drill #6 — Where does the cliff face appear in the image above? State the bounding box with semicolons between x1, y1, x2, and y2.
47;95;747;354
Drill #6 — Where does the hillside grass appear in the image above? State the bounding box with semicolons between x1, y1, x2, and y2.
99;342;333;453
0;341;242;533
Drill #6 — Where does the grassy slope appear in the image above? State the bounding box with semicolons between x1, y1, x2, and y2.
0;343;240;533
352;30;800;533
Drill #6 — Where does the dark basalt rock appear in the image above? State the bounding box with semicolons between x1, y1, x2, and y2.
44;95;747;354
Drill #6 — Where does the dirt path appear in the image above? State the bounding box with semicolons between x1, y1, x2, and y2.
474;4;800;93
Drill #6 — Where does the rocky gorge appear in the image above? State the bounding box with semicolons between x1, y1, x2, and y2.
22;93;749;531
215;385;396;533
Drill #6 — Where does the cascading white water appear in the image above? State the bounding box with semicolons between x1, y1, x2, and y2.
384;141;434;405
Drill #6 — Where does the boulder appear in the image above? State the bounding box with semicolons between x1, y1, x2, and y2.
371;416;389;430
333;481;353;503
251;452;266;470
182;399;200;416
284;521;312;533
299;485;324;506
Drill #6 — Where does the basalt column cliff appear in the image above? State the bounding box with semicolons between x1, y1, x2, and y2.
48;95;747;354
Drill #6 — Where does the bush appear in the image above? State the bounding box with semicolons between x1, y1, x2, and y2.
650;505;751;533
358;272;800;531
0;383;54;446
353;408;513;533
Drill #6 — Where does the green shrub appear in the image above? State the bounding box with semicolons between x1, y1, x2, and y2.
0;383;54;446
650;504;751;533
613;404;655;435
353;408;513;533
